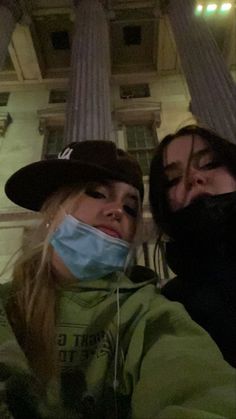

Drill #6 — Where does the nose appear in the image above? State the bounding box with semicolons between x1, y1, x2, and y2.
185;167;207;189
103;203;123;221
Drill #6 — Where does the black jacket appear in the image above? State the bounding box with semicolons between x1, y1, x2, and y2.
161;193;236;368
162;266;236;367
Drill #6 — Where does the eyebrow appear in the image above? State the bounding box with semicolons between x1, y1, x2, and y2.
164;147;212;173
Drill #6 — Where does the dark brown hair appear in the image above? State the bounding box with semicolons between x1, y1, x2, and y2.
149;125;236;236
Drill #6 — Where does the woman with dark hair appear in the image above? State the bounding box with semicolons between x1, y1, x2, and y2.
149;124;236;368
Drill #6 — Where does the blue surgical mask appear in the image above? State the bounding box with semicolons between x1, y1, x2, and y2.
50;215;130;280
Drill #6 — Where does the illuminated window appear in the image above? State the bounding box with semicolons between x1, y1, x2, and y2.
120;84;150;99
43;126;64;159
126;125;156;175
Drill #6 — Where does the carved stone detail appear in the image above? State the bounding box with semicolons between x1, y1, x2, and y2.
38;106;66;134
0;112;12;136
114;102;161;126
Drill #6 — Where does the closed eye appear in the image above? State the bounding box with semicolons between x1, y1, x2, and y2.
199;161;222;170
165;176;182;188
123;205;138;218
85;190;106;199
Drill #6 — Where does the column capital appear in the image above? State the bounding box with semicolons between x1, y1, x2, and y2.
154;0;170;15
0;0;22;21
73;0;107;8
73;0;115;21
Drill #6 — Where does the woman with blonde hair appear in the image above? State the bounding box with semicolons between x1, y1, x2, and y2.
0;139;235;418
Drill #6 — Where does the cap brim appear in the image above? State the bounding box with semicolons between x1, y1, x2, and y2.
5;159;123;211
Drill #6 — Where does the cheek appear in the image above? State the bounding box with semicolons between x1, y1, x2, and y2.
72;203;97;224
213;170;236;193
167;187;181;211
124;218;138;242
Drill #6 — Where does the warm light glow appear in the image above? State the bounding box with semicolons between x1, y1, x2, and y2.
196;4;203;12
195;2;234;18
206;3;218;12
220;3;232;11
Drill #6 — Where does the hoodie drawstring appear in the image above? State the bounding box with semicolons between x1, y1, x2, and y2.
113;286;120;392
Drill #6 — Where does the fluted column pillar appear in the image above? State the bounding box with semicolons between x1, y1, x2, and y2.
64;0;112;143
166;0;236;143
0;0;22;70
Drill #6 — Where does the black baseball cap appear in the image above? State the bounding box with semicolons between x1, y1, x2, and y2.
5;140;144;211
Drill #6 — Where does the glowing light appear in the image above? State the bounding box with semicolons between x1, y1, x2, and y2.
196;4;203;12
206;3;218;12
220;3;232;11
195;4;203;15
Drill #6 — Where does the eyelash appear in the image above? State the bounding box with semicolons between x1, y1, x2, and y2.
165;177;182;188
123;205;138;218
86;190;106;199
165;160;222;188
86;190;138;218
199;161;221;170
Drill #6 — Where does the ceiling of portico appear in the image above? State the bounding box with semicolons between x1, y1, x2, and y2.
0;0;235;88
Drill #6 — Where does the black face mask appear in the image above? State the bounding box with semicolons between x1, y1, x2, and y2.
165;191;236;277
166;191;236;241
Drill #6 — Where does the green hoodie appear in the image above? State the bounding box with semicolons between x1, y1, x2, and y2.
0;268;235;419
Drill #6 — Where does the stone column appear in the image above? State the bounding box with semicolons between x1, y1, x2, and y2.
166;0;236;143
64;0;112;143
0;0;22;70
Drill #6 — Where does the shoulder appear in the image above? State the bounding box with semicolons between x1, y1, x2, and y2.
128;265;158;284
161;276;186;301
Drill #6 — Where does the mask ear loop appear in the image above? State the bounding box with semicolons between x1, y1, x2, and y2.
113;286;120;389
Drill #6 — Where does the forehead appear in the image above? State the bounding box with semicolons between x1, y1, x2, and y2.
114;182;140;202
164;134;209;165
104;181;139;197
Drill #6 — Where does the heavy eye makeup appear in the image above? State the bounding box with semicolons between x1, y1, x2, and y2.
85;183;109;199
164;168;183;189
196;151;222;171
163;149;222;189
123;199;139;218
85;183;139;218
